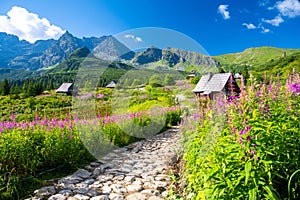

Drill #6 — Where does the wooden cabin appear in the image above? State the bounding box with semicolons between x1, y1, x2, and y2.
193;72;240;100
56;83;78;95
106;81;117;88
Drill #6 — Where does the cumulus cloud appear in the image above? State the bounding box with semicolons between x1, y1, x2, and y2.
242;23;257;29
0;6;65;43
262;15;284;26
124;34;142;42
218;5;230;20
276;0;300;18
261;26;270;33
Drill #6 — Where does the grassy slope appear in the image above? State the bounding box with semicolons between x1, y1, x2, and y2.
214;46;300;69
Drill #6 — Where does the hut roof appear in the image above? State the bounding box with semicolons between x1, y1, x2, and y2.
56;83;73;93
193;73;232;93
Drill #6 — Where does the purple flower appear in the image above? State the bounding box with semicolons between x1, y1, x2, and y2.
249;149;256;154
256;157;260;161
69;124;73;130
69;132;73;139
252;143;257;147
59;122;64;129
35;115;40;121
246;136;252;141
255;91;261;98
10;113;16;121
96;94;105;99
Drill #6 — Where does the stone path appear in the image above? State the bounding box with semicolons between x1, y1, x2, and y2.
28;126;180;200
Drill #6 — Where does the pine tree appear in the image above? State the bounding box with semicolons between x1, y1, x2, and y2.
1;78;10;95
242;65;249;86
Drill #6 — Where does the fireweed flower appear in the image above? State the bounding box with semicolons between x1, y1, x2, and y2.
35;115;40;121
96;94;105;99
10;113;16;121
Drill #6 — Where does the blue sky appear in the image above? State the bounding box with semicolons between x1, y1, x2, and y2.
0;0;299;55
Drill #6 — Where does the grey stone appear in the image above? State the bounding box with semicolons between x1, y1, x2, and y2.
83;179;95;185
59;189;73;196
49;194;67;200
58;175;82;185
34;186;56;196
74;169;91;179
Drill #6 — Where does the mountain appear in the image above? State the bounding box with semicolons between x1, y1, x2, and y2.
0;31;130;70
93;36;134;61
0;32;55;69
132;46;163;65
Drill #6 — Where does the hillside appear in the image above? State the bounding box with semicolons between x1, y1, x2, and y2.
214;46;300;70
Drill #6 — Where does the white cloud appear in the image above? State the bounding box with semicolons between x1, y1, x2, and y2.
242;23;257;29
124;34;142;42
261;26;270;33
276;0;300;18
124;34;135;39
135;37;142;42
0;6;65;43
262;15;284;26
218;5;230;20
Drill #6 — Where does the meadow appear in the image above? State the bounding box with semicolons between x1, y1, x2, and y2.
0;85;182;199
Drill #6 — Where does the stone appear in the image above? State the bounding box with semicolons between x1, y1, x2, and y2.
153;181;168;188
90;195;109;200
101;185;111;194
109;193;124;200
59;189;73;196
48;194;67;200
126;193;146;200
74;169;91;179
34;186;56;196
141;189;160;196
67;197;78;200
83;179;95;185
58;175;82;185
86;189;99;197
124;176;135;183
73;194;90;200
126;184;143;192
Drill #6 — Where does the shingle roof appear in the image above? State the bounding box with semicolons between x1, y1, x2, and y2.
192;74;210;92
56;83;73;93
193;73;231;93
